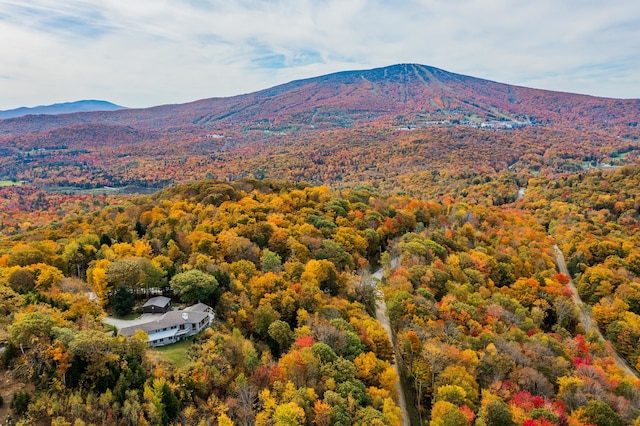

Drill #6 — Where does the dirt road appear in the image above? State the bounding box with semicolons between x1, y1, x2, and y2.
371;260;412;426
553;245;639;379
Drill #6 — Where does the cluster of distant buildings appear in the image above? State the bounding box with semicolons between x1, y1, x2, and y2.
397;119;534;131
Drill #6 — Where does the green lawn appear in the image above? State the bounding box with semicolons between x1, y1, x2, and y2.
0;180;21;187
150;338;193;368
610;151;629;160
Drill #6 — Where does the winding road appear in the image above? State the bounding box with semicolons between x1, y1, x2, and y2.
371;259;412;426
553;245;639;379
517;187;638;378
369;188;639;426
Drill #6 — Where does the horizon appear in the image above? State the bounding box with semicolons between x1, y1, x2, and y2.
2;62;637;112
1;1;639;110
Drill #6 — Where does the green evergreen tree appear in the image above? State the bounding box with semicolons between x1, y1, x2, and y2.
112;286;134;317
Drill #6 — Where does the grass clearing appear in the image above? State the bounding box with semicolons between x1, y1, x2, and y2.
0;180;21;187
610;151;629;160
149;338;193;368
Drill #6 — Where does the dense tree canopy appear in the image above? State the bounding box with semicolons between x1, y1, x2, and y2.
1;173;640;425
169;269;218;305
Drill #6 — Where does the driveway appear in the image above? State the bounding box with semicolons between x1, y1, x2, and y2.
103;313;163;331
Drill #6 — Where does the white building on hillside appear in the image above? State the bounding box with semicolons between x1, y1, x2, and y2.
120;303;214;347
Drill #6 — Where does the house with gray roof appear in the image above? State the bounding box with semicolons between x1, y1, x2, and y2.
142;296;171;314
120;303;214;346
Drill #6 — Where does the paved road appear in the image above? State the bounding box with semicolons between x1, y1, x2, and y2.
553;245;639;379
371;259;411;426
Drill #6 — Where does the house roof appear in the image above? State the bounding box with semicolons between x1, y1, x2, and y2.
143;296;171;308
120;304;211;337
184;302;211;312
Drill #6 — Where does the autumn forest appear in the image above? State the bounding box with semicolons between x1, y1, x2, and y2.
1;64;640;426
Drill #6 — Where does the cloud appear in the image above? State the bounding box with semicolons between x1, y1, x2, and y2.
0;1;114;40
0;0;639;109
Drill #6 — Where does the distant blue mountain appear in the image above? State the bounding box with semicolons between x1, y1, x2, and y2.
0;100;126;119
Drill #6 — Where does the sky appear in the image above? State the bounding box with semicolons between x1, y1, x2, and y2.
1;0;639;110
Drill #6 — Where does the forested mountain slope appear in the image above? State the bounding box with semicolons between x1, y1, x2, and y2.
2;64;639;134
0;64;638;193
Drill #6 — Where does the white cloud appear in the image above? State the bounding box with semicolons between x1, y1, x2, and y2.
0;0;639;109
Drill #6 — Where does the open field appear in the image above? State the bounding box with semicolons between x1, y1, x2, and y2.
43;185;161;195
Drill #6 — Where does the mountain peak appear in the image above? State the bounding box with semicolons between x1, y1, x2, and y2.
0;100;126;120
1;64;638;136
